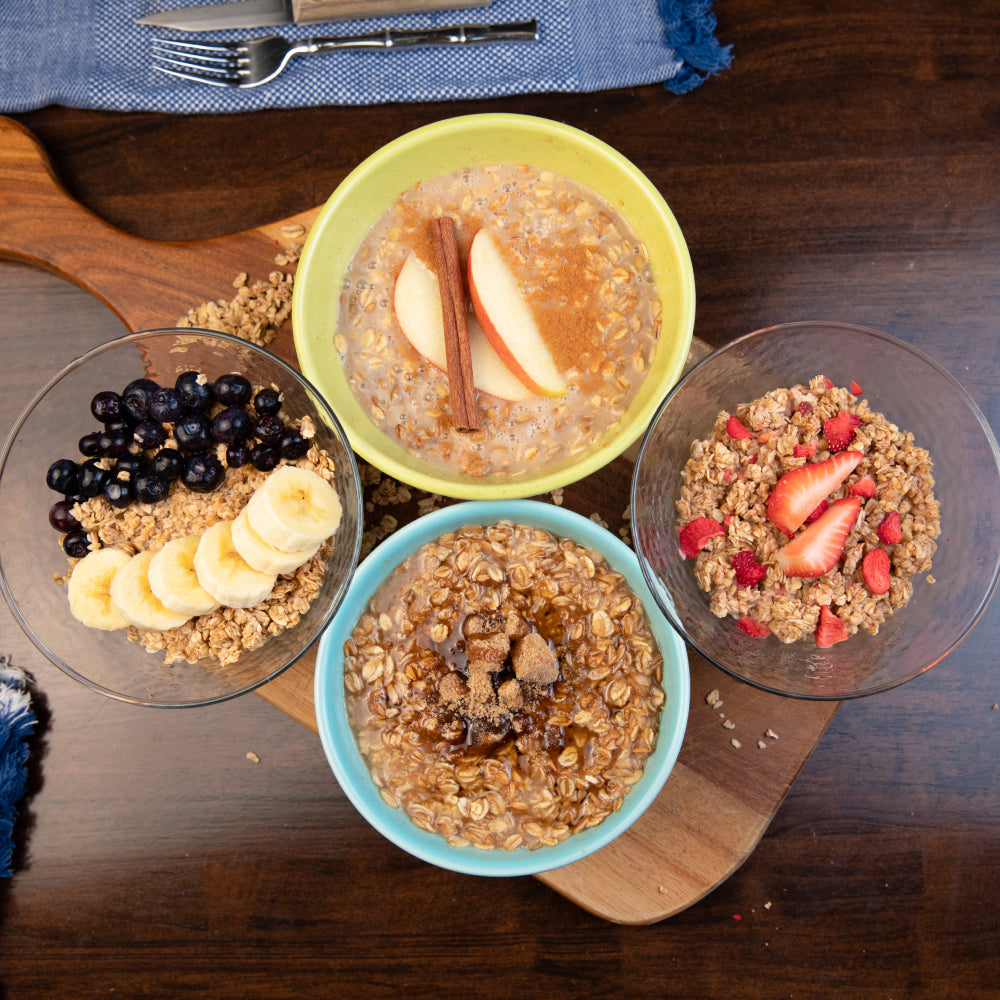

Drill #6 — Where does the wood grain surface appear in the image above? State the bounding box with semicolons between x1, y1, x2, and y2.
2;0;999;996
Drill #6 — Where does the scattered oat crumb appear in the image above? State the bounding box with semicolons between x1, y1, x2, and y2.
766;728;779;739
550;487;565;506
730;738;741;749
246;750;260;764
723;719;736;730
764;901;772;910
992;703;998;711
758;740;767;749
657;885;666;894
706;688;721;707
589;512;609;529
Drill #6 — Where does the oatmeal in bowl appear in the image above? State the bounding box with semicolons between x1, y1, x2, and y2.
631;322;1000;700
293;113;695;500
0;329;363;707
314;500;689;876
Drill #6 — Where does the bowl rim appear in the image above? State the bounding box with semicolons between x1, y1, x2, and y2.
0;326;365;708
314;498;690;876
630;319;1000;700
292;111;695;501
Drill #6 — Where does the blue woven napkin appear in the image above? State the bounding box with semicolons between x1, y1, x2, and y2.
0;0;731;113
0;657;35;878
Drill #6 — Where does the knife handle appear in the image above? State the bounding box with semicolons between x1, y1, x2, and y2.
292;0;491;24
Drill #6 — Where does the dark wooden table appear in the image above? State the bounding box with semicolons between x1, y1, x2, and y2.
2;2;999;997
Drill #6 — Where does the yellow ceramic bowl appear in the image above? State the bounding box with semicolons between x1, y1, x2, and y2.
292;113;695;500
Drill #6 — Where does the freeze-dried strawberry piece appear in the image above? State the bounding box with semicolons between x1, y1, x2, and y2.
877;511;902;545
678;517;725;558
732;550;767;588
766;450;863;536
849;475;877;498
726;415;754;440
850;380;863;395
805;499;828;524
862;547;892;594
820;376;835;390
775;496;862;577
796;401;814;416
737;615;771;638
823;409;862;451
793;441;817;459
814;605;848;647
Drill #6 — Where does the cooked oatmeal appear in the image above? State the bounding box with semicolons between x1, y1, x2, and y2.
69;417;337;665
343;521;665;851
337;163;663;477
676;376;941;644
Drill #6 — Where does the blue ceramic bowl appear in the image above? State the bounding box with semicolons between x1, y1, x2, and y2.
314;500;689;877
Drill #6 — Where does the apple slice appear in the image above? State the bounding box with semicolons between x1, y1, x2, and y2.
467;228;567;398
393;252;533;402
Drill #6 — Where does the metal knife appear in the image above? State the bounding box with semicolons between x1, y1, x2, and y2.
137;0;492;31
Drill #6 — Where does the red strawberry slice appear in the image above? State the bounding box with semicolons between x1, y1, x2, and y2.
823;408;862;451
775;496;862;577
862;547;892;594
737;615;770;637
679;517;725;558
726;415;754;440
814;604;848;647
848;475;877;498
850;380;863;395
877;511;902;545
766;450;863;536
732;550;767;587
793;441;817;459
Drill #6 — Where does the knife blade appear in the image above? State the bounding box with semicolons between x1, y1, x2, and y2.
137;0;492;31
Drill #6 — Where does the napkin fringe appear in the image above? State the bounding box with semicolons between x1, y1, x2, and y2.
659;0;734;94
0;658;36;879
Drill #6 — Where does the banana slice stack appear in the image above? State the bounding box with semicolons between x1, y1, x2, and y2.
67;466;341;633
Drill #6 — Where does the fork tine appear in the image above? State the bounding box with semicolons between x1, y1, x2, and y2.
153;48;237;70
151;36;239;58
153;64;238;87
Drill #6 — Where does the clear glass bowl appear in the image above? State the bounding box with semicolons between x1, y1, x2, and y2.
631;322;1000;699
0;329;363;707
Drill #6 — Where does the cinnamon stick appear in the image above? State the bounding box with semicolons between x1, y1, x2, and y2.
430;215;479;432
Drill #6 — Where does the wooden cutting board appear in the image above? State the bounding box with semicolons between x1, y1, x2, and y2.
0;117;841;924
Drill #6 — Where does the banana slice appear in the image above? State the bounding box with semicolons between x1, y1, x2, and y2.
194;520;277;609
231;506;319;576
244;465;342;553
67;547;132;631
109;550;192;632
148;535;221;617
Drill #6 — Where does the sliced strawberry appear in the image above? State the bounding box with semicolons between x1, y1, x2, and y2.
850;380;863;395
737;615;771;637
823;408;862;452
814;604;848;647
678;517;725;558
775;496;862;577
862;547;892;594
732;550;767;588
877;511;902;545
848;475;877;498
726;415;754;440
766;450;863;536
805;499;828;524
793;441;817;459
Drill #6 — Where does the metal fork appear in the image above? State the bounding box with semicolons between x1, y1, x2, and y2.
152;19;539;88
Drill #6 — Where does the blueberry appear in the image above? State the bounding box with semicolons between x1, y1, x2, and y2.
78;432;103;458
253;414;285;445
122;378;160;422
148;387;183;424
182;453;225;493
76;459;108;498
211;405;253;445
150;447;184;481
90;391;124;424
96;428;130;458
113;454;147;480
133;472;170;505
253;387;282;417
175;370;213;413
133;419;166;450
212;373;252;407
49;499;81;533
279;429;310;461
174;412;212;453
225;442;252;468
62;530;92;559
103;478;132;509
46;458;80;494
250;443;280;472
